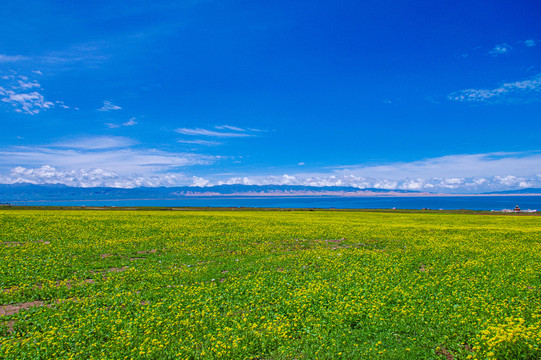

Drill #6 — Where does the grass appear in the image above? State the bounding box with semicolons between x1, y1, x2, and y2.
0;209;540;359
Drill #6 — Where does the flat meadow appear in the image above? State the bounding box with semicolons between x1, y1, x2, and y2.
0;209;540;359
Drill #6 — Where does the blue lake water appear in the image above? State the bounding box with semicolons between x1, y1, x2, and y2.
9;196;541;211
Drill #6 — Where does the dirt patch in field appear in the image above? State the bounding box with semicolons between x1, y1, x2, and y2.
1;242;22;247
136;249;157;255
3;278;97;294
89;266;128;275
1;320;16;333
436;347;454;360
1;240;50;247
0;301;46;316
324;238;346;243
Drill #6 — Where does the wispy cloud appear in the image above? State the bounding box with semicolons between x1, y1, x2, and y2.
0;54;29;63
0;147;214;175
489;43;512;56
0;74;59;115
51;136;136;150
524;39;536;47
106;117;138;128
215;125;246;132
447;73;541;104
178;139;221;146
0;42;110;68
98;100;122;112
55;101;71;109
40;43;110;66
2;148;540;192
209;152;541;193
175;125;261;147
17;80;41;89
0;136;219;187
332;152;541;179
123;117;137;126
175;127;253;138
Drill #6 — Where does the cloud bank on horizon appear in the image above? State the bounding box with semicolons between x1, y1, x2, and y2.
0;136;540;193
0;1;540;194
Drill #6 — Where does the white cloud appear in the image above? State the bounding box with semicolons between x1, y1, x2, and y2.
219;176;254;186
192;176;210;187
17;80;40;89
175;125;262;146
213;152;541;193
175;127;253;137
0;42;110;69
0;165;188;188
524;39;536;47
98;100;122;112
0;75;58;115
106;117;137;128
0;54;28;62
51;136;136;150
448;73;541;103
215;125;246;131
489;43;512;56
1;91;54;115
335;152;541;179
400;179;424;190
123;117;137;126
55;101;70;109
2;144;540;192
215;173;541;194
0;136;218;186
178;139;221;146
40;43;109;66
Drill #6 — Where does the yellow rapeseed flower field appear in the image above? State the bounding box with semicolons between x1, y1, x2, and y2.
0;209;540;359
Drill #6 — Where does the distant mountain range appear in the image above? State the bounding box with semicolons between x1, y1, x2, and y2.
483;188;541;195
0;183;420;202
2;184;541;202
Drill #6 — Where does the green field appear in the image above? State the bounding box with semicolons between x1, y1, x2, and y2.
1;209;540;359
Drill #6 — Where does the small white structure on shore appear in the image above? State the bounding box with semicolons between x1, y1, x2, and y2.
492;206;537;213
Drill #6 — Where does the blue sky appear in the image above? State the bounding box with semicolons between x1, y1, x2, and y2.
0;0;540;193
